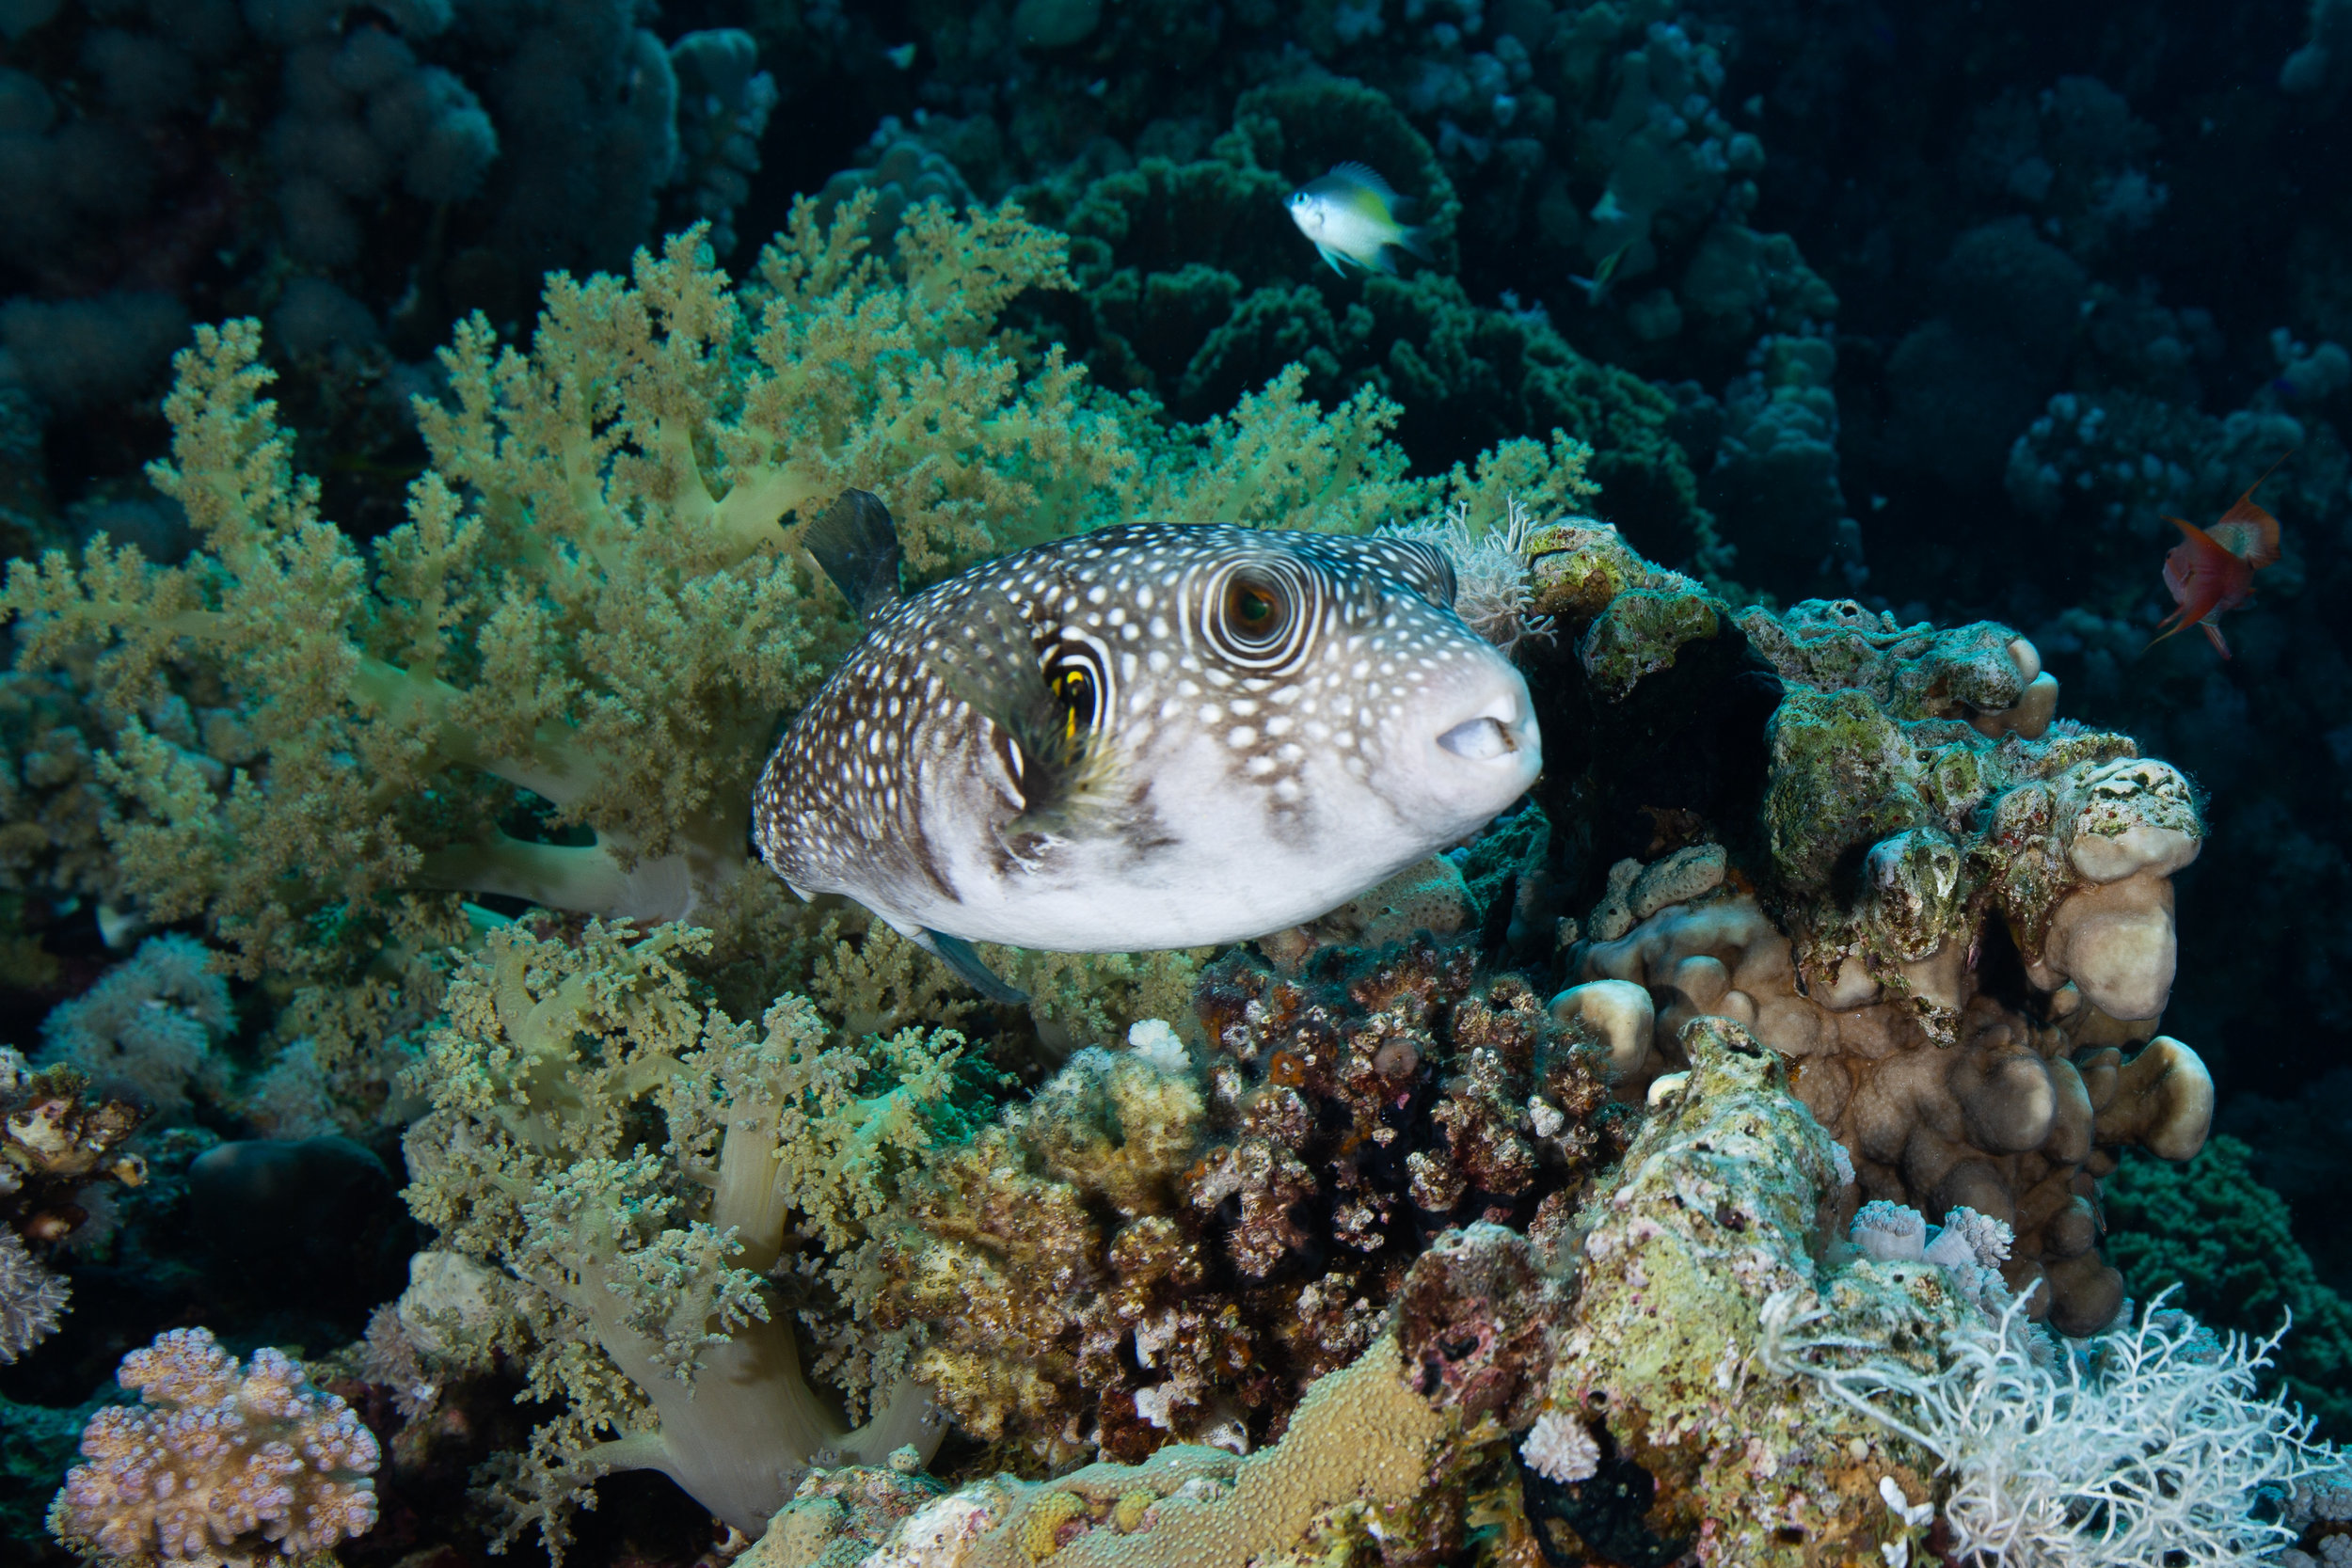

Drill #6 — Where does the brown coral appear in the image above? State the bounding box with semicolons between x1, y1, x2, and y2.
1521;524;2214;1338
885;941;1631;1467
1;1042;146;1259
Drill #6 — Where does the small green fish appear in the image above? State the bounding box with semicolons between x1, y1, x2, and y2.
1286;163;1432;277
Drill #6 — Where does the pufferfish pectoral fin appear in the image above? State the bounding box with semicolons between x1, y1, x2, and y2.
882;914;1032;1006
928;592;1120;842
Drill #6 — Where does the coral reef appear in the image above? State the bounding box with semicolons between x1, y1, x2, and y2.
1769;1284;2336;1564
881;936;1629;1468
0;197;1586;995
770;1221;1557;1568
2105;1136;2352;1437
1516;521;2216;1336
50;1326;379;1566
0;1041;143;1355
0;1227;65;1363
777;1020;2328;1568
1534;1019;1945;1563
0;4;2348;1560
35;932;229;1120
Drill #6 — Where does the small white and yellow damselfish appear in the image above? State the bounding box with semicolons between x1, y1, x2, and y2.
1285;162;1433;276
755;493;1539;1000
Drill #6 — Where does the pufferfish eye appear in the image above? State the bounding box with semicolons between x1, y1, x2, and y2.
1219;572;1292;648
1042;645;1104;744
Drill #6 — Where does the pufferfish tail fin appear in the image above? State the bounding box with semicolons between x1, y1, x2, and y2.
803;488;906;624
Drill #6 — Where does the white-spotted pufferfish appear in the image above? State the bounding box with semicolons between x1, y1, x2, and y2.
755;492;1541;1000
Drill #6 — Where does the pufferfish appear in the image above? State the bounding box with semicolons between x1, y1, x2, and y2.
754;492;1541;1001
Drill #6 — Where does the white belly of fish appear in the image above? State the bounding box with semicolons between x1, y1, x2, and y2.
890;747;1429;952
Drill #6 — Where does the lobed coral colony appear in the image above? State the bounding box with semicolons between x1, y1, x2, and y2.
0;4;2348;1568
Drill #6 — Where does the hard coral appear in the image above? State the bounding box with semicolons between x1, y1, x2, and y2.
50;1326;379;1568
1537;1019;1947;1568
0;1042;147;1254
804;1332;1461;1568
2105;1136;2352;1436
1523;525;2216;1337
887;939;1630;1468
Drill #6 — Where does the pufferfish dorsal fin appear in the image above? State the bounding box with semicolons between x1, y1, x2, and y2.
804;488;905;624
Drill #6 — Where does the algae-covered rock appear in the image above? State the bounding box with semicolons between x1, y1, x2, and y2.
1505;516;2211;1336
1533;1019;1959;1567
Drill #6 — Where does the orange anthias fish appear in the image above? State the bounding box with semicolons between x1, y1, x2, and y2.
2146;458;2287;659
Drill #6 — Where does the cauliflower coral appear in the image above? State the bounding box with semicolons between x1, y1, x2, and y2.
50;1327;379;1567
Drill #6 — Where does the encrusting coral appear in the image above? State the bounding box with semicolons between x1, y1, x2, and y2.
49;1326;379;1568
1530;1019;1950;1564
0;1041;144;1360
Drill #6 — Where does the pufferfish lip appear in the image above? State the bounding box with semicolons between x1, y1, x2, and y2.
1437;693;1536;762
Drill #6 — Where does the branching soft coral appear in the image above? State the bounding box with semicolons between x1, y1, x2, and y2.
37;933;231;1121
0;199;1121;974
1766;1288;2339;1565
400;917;983;1551
0;193;1597;988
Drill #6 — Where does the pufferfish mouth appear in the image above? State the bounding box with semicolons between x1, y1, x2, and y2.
1437;694;1536;762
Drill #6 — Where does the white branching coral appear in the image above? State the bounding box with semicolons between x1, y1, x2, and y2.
1764;1287;2338;1565
0;1227;68;1363
1520;1408;1601;1482
356;1305;438;1420
1387;497;1558;658
50;1326;378;1567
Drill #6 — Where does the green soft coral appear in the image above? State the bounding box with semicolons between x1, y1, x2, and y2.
403;918;979;1551
3;196;1596;986
0;199;1123;973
